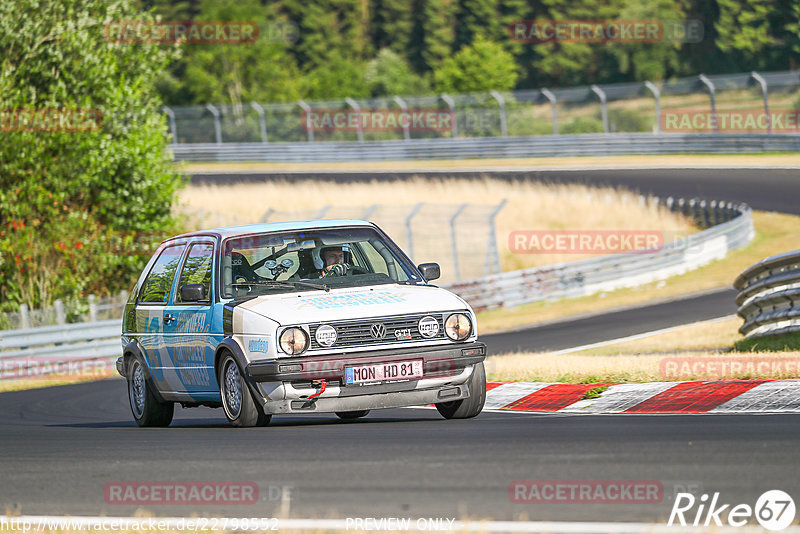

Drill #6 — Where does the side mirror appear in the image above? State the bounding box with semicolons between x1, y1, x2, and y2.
417;262;440;281
180;283;207;302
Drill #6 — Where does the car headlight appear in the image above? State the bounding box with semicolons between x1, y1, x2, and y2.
279;327;309;355
444;313;472;341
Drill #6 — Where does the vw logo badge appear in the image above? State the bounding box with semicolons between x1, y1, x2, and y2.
370;323;386;339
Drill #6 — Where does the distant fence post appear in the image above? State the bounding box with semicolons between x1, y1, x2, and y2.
484;199;507;276
591;85;609;133
345;97;364;143
298;100;314;142
88;294;98;322
751;72;770;134
19;304;30;329
449;203;468;282
490;91;508;137
644;81;661;134
698;74;718;133
392;96;411;140
161;106;178;144
361;204;379;219
54;300;66;326
205;104;222;144
541;89;558;134
260;208;275;223
440;94;458;138
405;203;424;260
250;102;268;142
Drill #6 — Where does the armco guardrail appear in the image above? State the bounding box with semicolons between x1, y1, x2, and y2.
169;133;800;163
735;250;800;339
445;198;754;312
0;319;121;379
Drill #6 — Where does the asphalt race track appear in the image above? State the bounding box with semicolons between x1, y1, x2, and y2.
2;168;799;524
1;379;800;522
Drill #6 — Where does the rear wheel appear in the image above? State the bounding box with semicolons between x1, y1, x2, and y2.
219;353;271;427
127;356;174;427
436;362;486;420
335;410;370;420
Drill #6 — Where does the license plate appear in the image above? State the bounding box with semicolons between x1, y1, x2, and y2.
345;360;423;385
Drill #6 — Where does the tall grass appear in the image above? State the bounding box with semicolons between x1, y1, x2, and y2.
178;177;695;271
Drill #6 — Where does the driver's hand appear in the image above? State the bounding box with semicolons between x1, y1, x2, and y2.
323;264;349;277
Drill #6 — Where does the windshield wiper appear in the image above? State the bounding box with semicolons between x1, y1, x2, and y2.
231;280;330;292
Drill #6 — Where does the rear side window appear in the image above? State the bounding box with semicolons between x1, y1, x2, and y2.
139;245;186;304
176;243;214;303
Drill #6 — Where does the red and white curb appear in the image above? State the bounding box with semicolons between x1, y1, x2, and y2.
484;379;800;414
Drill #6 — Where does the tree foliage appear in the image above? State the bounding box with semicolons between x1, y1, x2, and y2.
0;0;183;310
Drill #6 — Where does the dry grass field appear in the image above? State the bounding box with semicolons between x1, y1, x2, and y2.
178;177;695;271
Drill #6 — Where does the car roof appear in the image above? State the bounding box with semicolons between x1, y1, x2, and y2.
169;219;377;242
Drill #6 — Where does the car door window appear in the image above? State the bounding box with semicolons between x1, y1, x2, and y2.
176;243;214;303
138;245;186;304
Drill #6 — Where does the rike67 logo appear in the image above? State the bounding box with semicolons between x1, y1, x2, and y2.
669;490;796;531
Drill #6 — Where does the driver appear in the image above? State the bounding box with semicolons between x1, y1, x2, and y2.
319;246;350;277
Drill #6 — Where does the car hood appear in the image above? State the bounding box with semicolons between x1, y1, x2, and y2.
232;284;469;324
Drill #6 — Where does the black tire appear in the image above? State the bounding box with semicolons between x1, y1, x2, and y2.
335;410;370;420
127;355;174;427
435;362;486;420
219;353;271;427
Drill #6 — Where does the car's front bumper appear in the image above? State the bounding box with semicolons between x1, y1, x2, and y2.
246;342;486;414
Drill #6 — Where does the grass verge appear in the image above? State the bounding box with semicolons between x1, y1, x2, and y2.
486;316;800;383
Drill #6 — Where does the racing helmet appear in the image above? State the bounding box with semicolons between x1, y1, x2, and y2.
312;244;351;270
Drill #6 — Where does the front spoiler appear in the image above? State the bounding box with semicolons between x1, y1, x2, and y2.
260;383;470;414
246;342;486;383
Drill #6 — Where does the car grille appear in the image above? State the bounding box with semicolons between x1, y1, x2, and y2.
308;313;447;349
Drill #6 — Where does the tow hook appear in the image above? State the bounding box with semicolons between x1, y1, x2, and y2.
306;379;327;400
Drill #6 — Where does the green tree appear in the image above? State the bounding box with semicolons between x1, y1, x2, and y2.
365;48;430;96
180;0;303;105
433;36;518;92
0;0;183;309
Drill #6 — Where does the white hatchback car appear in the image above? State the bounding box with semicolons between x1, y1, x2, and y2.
118;219;487;427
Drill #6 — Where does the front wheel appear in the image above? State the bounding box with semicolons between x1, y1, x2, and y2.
127;356;174;427
336;410;370;420
219;353;271;427
435;362;486;420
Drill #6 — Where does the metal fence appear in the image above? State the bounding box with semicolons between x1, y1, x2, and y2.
191;201;507;285
165;70;800;145
0;291;129;331
446;198;754;312
735;250;800;339
170;132;800;162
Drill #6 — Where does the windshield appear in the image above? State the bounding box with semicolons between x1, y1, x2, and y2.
221;226;419;298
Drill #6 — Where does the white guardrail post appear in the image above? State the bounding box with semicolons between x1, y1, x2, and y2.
735;249;800;339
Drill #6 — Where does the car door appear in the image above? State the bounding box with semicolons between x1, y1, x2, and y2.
135;242;187;393
162;239;217;396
